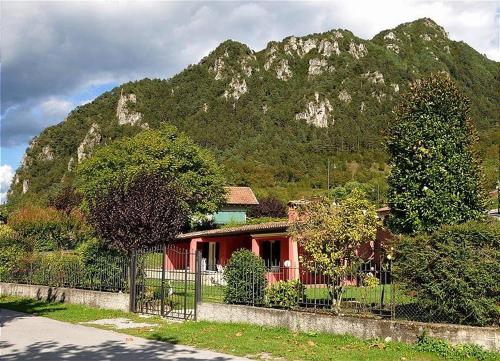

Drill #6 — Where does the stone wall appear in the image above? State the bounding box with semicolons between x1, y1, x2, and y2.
0;282;129;312
198;303;499;351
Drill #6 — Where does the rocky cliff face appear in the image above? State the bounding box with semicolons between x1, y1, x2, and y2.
9;18;499;204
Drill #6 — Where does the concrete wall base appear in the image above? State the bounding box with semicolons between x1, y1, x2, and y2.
198;303;499;351
0;282;129;312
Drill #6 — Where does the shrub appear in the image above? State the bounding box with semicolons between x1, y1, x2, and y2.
30;252;84;288
0;224;31;282
0;224;16;247
395;221;500;326
266;279;304;309
0;245;28;282
8;207;91;251
76;238;128;290
224;249;267;305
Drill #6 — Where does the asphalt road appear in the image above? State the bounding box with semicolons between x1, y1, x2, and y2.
0;308;250;360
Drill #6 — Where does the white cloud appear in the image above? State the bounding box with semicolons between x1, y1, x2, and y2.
0;165;14;204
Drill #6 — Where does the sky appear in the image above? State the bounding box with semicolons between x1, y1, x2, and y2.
1;0;499;202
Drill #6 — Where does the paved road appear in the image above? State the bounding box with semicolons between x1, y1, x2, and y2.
0;308;250;360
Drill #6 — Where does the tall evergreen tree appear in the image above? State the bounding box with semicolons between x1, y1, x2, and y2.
387;73;485;234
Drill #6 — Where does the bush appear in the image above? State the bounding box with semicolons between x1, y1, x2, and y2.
266;279;304;309
0;224;16;247
30;252;84;288
0;224;30;282
395;221;500;326
76;238;128;291
224;249;267;305
8;207;92;251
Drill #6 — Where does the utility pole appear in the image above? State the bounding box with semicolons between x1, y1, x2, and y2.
327;159;330;191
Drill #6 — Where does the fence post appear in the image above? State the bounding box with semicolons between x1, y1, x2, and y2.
183;250;188;319
160;245;166;317
194;250;202;319
129;250;137;313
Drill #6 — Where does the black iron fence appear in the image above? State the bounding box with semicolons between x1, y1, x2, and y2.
199;258;396;319
197;258;459;324
0;252;129;292
0;247;485;325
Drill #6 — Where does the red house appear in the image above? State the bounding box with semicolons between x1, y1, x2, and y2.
168;199;393;283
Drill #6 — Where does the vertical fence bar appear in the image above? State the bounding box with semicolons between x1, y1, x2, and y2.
129;250;137;313
160;244;166;317
183;250;188;319
195;250;202;308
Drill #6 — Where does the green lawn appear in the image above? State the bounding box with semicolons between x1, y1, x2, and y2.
0;296;496;361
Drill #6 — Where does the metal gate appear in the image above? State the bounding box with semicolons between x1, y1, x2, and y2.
130;244;201;320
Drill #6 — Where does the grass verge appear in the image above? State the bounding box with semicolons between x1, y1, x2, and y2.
0;296;496;361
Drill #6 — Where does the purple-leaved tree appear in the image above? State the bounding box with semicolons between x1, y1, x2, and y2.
88;173;188;253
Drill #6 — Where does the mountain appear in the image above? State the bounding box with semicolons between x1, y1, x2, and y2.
8;18;499;206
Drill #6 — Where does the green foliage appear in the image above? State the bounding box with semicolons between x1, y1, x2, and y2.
290;189;379;313
329;180;387;205
0;205;9;223
76;238;128;290
223;249;267;305
76;124;225;216
395;221;500;326
7;207;92;251
290;189;379;278
0;224;16;246
387;73;486;234
416;333;497;361
0;225;28;282
9;19;499;208
30;252;84;288
265;279;304;309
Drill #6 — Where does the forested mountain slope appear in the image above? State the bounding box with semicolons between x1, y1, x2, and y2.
9;18;499;205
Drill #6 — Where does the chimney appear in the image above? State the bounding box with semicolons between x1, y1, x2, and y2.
287;200;309;222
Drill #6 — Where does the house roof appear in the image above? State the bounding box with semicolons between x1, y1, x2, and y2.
177;221;288;240
225;186;259;205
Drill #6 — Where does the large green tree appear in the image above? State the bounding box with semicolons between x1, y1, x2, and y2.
76;125;226;216
387;73;485;234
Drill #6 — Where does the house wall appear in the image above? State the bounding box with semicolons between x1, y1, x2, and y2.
213;206;248;224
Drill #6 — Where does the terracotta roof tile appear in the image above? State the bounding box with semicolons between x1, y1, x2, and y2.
176;221;288;240
225;186;259;205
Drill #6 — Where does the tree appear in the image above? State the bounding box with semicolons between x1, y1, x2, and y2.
289;189;379;313
387;73;485;234
48;186;83;214
248;196;287;218
76;125;226;216
87;173;188;253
